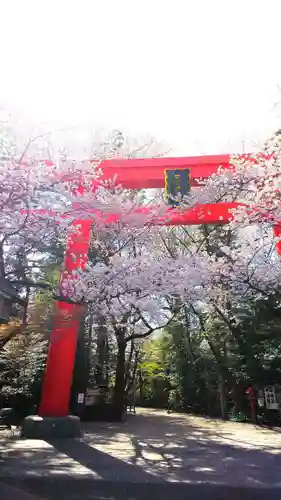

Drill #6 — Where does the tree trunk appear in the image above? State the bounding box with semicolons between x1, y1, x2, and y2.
130;351;139;392
218;371;228;420
207;338;229;419
96;321;108;387
215;304;265;384
125;340;134;391
114;332;126;418
139;366;144;400
231;382;246;415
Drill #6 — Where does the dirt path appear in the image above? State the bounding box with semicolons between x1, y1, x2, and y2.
79;408;281;485
1;408;281;498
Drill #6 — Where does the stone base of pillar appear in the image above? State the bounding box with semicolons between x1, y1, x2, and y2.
21;415;81;439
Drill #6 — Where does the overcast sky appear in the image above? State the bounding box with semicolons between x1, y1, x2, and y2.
1;0;281;155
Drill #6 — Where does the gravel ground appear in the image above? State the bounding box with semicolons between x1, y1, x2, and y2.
1;408;281;499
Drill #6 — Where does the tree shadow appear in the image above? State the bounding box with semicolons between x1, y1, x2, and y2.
78;411;281;487
49;437;162;483
2;411;281;499
15;434;281;499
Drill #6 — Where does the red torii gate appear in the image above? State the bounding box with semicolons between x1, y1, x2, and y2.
37;154;280;417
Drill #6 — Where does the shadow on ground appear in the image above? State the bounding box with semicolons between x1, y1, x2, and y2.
77;410;281;486
1;410;281;499
2;476;281;500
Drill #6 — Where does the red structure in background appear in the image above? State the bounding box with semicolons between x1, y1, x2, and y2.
38;154;280;417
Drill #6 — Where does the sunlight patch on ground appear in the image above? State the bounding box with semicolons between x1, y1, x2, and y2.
193;467;215;472
0;438;102;479
142;450;163;461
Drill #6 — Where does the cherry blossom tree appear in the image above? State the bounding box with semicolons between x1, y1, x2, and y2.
0;121;172;407
3;114;281;410
55;129;281;410
0;123;109;350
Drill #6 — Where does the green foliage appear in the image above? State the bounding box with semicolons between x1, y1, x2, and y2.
0;248;61;398
137;294;281;419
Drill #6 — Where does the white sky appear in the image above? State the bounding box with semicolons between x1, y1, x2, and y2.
1;0;281;155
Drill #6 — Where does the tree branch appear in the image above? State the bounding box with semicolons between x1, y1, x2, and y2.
125;309;178;344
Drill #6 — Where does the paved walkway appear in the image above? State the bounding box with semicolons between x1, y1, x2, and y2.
1;408;281;498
